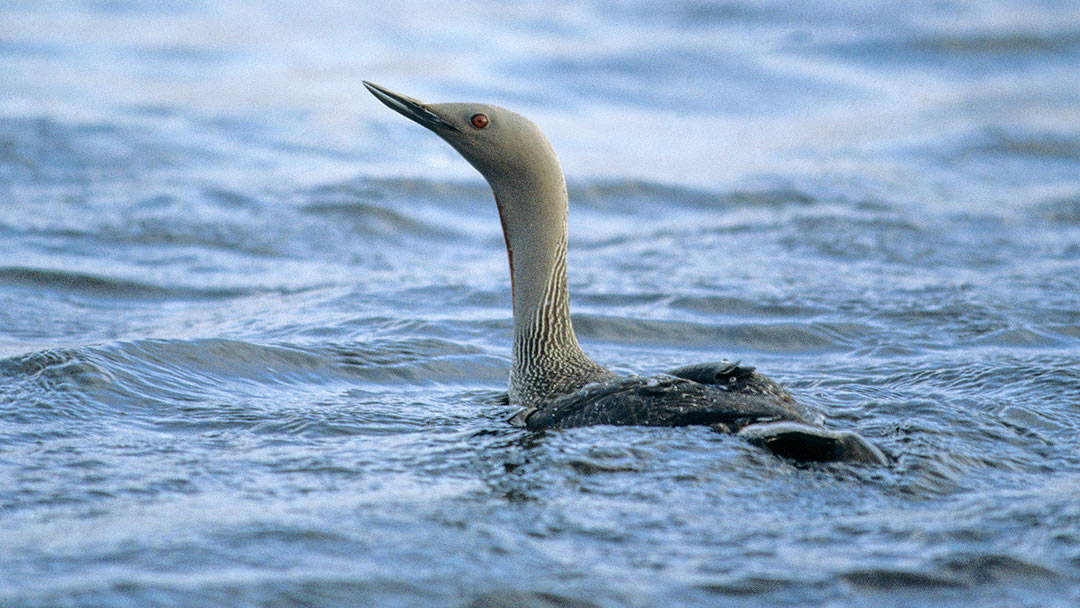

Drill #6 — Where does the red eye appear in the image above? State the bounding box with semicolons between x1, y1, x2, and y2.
470;113;489;129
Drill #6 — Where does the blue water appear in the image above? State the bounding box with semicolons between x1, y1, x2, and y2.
3;1;1080;606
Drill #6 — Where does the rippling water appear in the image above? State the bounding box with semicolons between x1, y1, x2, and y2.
3;1;1080;606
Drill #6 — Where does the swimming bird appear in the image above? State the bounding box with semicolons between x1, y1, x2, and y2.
364;82;885;465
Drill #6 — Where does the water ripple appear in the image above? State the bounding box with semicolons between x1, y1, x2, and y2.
4;0;1080;606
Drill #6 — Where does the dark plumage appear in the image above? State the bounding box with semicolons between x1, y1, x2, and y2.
514;362;886;465
523;362;807;430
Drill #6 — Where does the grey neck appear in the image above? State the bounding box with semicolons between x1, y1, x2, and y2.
491;177;614;408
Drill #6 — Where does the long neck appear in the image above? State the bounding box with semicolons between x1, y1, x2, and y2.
506;195;578;358
491;173;613;408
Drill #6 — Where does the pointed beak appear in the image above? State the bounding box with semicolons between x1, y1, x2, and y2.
364;81;459;133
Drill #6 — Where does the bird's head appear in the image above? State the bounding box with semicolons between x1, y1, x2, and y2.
364;81;565;203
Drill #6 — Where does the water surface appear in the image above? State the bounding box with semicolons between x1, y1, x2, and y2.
2;1;1080;606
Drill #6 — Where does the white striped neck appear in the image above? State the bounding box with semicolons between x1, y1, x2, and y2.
492;173;614;408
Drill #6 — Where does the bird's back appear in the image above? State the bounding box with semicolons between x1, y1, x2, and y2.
522;361;812;430
518;361;886;465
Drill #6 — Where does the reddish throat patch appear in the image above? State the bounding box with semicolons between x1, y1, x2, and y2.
494;194;515;312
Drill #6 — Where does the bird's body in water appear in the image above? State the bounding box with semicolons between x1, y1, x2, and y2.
364;81;885;465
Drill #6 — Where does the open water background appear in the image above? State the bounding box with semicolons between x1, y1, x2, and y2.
3;1;1080;606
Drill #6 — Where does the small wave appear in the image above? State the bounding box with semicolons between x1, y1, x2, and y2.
305;177;496;241
569;179;818;214
780;212;927;264
938;553;1060;585
573;314;867;354
970;128;1080;162
311;176;490;201
308;176;491;215
0;117;196;183
916;31;1080;58
669;294;823;319
1030;195;1080;224
842;567;965;590
969;326;1079;349
0;337;508;434
301;200;456;240
464;589;601;608
842;553;1059;593
822;29;1080;71
0;266;249;301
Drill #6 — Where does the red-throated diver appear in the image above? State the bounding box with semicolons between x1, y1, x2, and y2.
364;81;885;465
